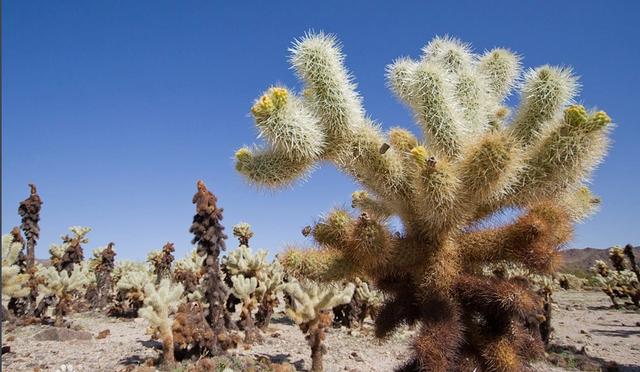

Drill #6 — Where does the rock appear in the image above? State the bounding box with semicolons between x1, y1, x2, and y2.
96;329;111;339
350;351;364;363
1;346;10;354
580;329;588;334
33;328;93;341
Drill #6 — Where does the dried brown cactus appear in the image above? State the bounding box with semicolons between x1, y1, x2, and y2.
18;184;42;269
189;180;233;353
172;301;216;358
149;242;175;284
94;242;117;309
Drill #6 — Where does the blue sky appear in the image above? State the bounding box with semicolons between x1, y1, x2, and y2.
3;1;639;261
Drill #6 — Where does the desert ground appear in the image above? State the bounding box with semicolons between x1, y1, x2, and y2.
2;290;639;372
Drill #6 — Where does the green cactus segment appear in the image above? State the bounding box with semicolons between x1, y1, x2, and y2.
251;87;325;162
478;48;521;102
235;146;315;188
290;33;363;150
510;66;578;144
410;62;464;159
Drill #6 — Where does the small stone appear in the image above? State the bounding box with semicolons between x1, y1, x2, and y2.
33;328;93;341
96;329;111;339
580;329;588;334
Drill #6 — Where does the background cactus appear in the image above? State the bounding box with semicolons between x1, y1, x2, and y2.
190;180;234;352
17;184;43;315
283;280;355;372
230;274;260;342
110;265;154;317
255;260;285;330
2;234;31;322
236;33;613;371
173;249;205;296
148;242;175;284
232;222;254;247
139;278;184;368
89;242;117;309
591;250;640;308
18;184;42;269
37;264;94;326
50;226;91;273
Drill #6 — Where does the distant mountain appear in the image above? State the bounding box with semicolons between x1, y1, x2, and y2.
560;246;639;276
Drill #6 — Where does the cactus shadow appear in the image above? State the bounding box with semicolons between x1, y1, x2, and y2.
256;353;305;370
270;316;295;326
590;328;640;338
138;339;162;349
119;354;147;366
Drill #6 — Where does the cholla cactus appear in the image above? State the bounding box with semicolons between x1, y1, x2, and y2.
111;267;154;317
173;249;205;295
609;246;627;272
139;279;184;368
2;234;30;321
221;243;268;318
255;260;285;329
90;242;117;309
37;264;94;326
190;180;234;350
623;244;640;281
354;278;384;324
222;245;268;277
112;260;150;283
148;242;175;284
230;274;260;342
52;226;91;273
172;301;216;358
237;33;613;370
18;184;42;268
284;280;354;372
232;222;254;246
592;257;640;308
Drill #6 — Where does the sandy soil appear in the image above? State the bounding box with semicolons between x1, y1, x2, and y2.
2;290;639;371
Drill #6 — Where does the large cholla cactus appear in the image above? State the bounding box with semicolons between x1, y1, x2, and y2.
37;265;94;326
284;280;355;372
2;234;31;321
235;33;612;371
139;279;184;368
148;242;175;284
190;180;233;351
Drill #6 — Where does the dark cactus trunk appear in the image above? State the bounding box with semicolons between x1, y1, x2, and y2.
623;244;640;282
190;180;233;353
18;184;42;317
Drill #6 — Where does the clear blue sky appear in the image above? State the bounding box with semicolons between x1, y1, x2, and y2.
3;1;639;261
